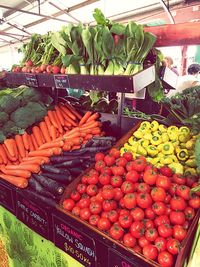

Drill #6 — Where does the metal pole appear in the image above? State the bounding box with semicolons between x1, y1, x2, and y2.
159;0;175;24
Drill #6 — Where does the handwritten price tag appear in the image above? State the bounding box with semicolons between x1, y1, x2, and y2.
25;74;38;87
54;75;69;88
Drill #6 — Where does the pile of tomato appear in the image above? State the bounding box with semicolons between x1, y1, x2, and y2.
63;148;200;267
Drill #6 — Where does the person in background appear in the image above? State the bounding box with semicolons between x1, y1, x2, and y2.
167;63;200;98
163;56;179;76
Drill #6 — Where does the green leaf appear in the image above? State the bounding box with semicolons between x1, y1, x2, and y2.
93;8;111;26
51;32;66;56
102;26;114;58
110;23;126;35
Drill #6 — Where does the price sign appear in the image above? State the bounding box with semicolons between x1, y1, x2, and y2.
108;249;139;267
53;215;96;267
16;192;49;239
0;181;15;214
25;74;38;87
54;75;69;88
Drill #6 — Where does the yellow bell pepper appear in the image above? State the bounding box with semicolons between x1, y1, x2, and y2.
139;121;151;131
162;133;169;143
171;140;180;148
157;143;163;152
151;157;160;165
120;147;127;155
133;130;144;139
143;133;152;140
177;149;189;161
167;125;179;133
139;139;150;148
159;124;167;133
137;145;147;156
185;158;196;168
128;137;138;146
155;163;163;168
161;156;174;165
153;130;163;137
162;142;174;155
178;133;190;143
168;155;179;163
184;167;197;176
151;120;159;131
168;132;179;141
179;126;190;135
151;135;162;146
169;162;184;174
147;145;158;157
185;139;195;150
179;142;186;149
157;152;165;159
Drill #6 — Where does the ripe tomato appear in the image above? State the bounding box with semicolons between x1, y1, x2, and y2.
89;201;102;214
86;184;98;196
95;160;106;172
152;202;166;216
142;244;158;260
158;224;173;238
169;183;177;196
110;175;123;187
102;199;117;212
176;185;190;200
72;206;81;216
102;185;115;200
130;221;145;238
119;214;133;229
89;214;100;226
186;175;198;187
104;155;115;166
154;215;170;227
78;196;90;209
151;187;166;202
143;219;154;229
145;207;155;220
189;195;200;209
119;209;130;216
145;228;158;242
89;169;99;176
109;148;120;159
170;211;185;225
76;183;87;194
108;210;119;223
114;188;124;201
143;169;158;185
95;191;104;203
123;193;136;209
173;225;187;241
126;161;136;172
184;206;195;220
100;166;112;175
158;251;174;267
136;182;151;193
167;238;180;255
87;174;99;185
155;237;167;252
116;157;127;167
95;152;105;161
109;223;124;240
97;217;111;231
81;173;90;184
121;181;135;194
80;208;91;220
63;199;75;211
130;207;144;221
99;173;111;185
160;166;173;177
138;236;150;248
156;175;171;190
172;173;186;185
132;158;146;172
164;194;172;204
123;233;136;248
123;152;133;161
183;221;190;230
70;190;81;201
119;198;125;208
136;193;152;209
101;211;109;219
133;245;142;253
125;170;139;183
111;166;125;176
170;196;187;211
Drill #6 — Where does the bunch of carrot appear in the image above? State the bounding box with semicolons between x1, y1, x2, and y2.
0;102;103;189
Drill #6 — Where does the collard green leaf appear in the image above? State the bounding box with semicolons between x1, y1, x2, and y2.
51;32;66;56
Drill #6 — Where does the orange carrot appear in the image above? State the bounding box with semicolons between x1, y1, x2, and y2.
4;139;15;157
22;132;29;150
80;132;87;137
20;158;45;165
52;110;63;134
63;131;81;140
71;137;84;146
6;164;40;173
91;127;101;135
80;121;99;131
71;145;81;150
49;125;57;140
31;134;39;150
64;102;82;120
59;105;77;126
55;106;65;126
3;144;17;162
62;143;71;151
59;103;76;120
28;149;53;157
44;116;52;134
32;126;44;147
39;140;64;150
85;134;93;140
79;120;97;128
15;135;26;158
52;147;62;155
0;145;8;164
86;112;99;122
79;111;92;126
39;121;51;143
0;173;28;188
0;166;31;178
27;134;34;151
22;156;49;163
47;110;58;129
64;121;72;127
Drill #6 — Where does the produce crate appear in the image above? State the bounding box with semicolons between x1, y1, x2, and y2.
57;122;200;267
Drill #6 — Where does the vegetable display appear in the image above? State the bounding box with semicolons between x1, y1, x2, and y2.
62;148;200;267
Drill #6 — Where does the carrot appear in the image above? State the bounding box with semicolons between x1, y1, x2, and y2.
86;112;99;122
49;125;57;140
0;145;8;164
32;126;44;147
85;134;93;140
71;145;81;150
28;149;53;157
79;111;92;126
20;158;45;165
64;121;72;127
59;105;77;126
63;131;81;140
44;116;52;135
31;134;38;150
27;134;34;151
91;127;101;135
80;128;92;134
80;121;99;131
39;121;51;143
0;166;31;179
52;110;63;134
0;173;28;188
6;164;40;173
47;110;58;129
64;102;82;120
22;156;49;163
3;144;17;162
22;132;29;150
79;120;97;128
4;139;15;157
0;156;3;164
80;132;87;137
13;139;19;160
39;140;64;150
55;106;65;126
59;103;76;120
15;135;26;159
71;137;84;146
62;143;71;151
52;147;62;155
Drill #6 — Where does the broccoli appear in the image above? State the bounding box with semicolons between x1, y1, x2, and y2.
0;94;20;114
0;111;9;124
2;120;23;136
0;131;6;143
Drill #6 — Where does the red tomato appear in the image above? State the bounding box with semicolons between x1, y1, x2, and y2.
104;155;115;166
70;190;81;201
89;169;99;176
184;206;195;220
123;233;136;248
172;173;186;185
170;196;187;211
119;214;133;229
100;166;112;176
123;193;136;209
130;221;145;238
108;210;119;223
63;199;75;211
86;185;98;196
142;244;158;260
102;185;115;200
159;166;173;177
143;169;158;185
136;193;152;209
136;183;151;193
81;173;90;184
143;219;154;229
158;251;174;267
156;175;171;190
97;217;111;231
151;187;166;202
114;188;124;201
165;206;172;216
89;201;102;214
89;214;100;226
176;185;191;200
78;197;90;209
145;228;158;242
121;181;135;194
152;202;166;216
186;175;198;187
72;206;81;216
99;173;111;185
155;237;167;252
169;183;178;196
125;170;139;183
80;208;91;220
192;182;200;196
110;175;123;187
119;198;125;208
130;207;144;221
164;194;172;204
132;158;146;172
102;199;117;212
138;236;150;248
189;195;200;209
111;166;125;176
109;148;120;159
119;209;130;216
87;174;99;185
109;223;124;240
133;245;142;253
170;211;185;225
145;207;155;220
173;225;187;241
158;224;173;238
123;152;133;161
154;215;170;227
95;160;106;172
76;183;87;194
95;152;105;161
183;220;190;230
167;238;180;255
101;211;109;219
116;157;127;167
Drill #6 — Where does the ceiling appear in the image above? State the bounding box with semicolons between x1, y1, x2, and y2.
0;0;199;49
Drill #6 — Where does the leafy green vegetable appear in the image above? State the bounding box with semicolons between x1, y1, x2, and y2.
2;120;23;136
0;111;9;124
0;131;6;142
0;94;20;114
